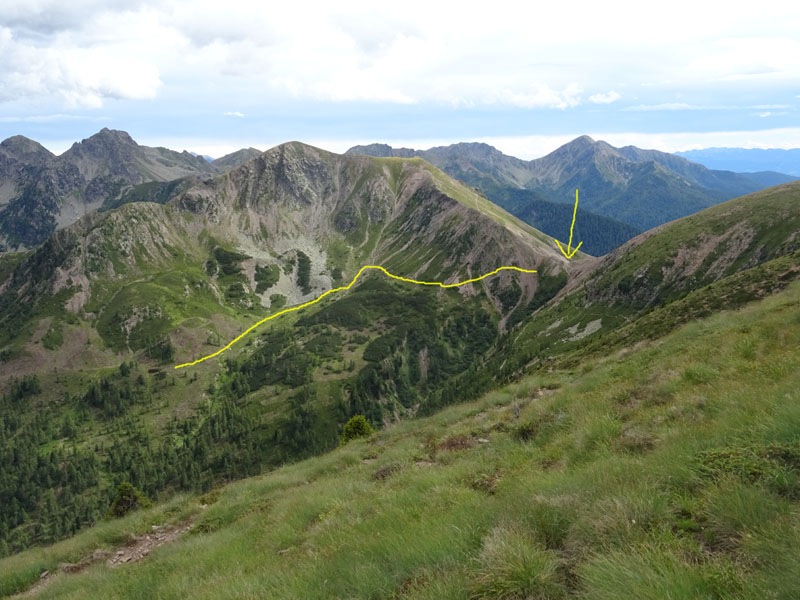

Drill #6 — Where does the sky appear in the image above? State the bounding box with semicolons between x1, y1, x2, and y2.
1;0;799;159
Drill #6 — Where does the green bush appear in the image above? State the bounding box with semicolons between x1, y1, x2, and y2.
341;415;375;444
108;482;151;518
213;247;249;276
146;337;175;363
255;264;281;293
694;442;800;497
270;294;287;310
296;251;312;294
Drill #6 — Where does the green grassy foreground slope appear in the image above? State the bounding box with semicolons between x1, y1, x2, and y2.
3;280;799;599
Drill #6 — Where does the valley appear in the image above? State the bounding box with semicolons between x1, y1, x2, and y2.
1;131;798;599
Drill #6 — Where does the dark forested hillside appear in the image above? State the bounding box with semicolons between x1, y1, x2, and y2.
476;186;640;256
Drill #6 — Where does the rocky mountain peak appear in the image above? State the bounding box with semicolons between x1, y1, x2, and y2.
64;128;139;157
543;135;610;160
345;143;417;158
0;135;55;164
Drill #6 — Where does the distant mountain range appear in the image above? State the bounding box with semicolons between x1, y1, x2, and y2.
0;130;260;250
676;147;800;177
2;129;795;257
347;138;797;251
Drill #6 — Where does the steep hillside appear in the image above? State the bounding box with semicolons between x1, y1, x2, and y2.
584;180;800;309
2;278;798;599
0;143;572;555
488;180;800;381
0;129;219;250
170;143;565;284
348;137;794;235
2;141;796;569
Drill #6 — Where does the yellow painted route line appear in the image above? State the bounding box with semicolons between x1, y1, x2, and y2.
174;264;538;369
554;189;583;259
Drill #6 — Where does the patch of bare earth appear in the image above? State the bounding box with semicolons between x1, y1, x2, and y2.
13;521;194;598
2;325;113;387
664;223;754;284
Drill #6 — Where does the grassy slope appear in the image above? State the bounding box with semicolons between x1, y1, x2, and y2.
587;180;800;309
3;280;799;599
492;182;800;377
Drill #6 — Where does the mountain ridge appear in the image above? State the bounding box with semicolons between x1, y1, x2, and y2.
347;136;797;235
0;129;246;250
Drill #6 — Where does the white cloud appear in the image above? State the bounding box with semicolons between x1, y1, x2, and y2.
1;2;800;111
0;113;109;123
0;18;164;107
624;102;793;112
486;84;583;109
756;111;789;118
588;91;621;104
625;103;703;111
223;111;246;118
688;37;800;83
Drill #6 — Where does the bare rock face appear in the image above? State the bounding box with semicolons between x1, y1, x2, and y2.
171;141;567;290
0;135;54;167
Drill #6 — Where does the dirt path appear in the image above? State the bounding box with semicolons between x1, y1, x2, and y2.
14;521;194;598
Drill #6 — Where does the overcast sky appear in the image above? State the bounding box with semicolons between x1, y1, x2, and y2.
1;0;799;159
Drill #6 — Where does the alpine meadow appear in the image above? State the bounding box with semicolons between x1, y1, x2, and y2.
1;2;799;599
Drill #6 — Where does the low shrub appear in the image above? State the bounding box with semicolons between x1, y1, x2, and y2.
341;415;374;444
108;482;151;518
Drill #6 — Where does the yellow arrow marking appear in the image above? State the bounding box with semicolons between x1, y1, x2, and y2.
174;264;538;369
554;189;583;259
